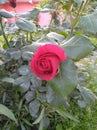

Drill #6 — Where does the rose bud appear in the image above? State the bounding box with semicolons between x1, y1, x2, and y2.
9;0;16;8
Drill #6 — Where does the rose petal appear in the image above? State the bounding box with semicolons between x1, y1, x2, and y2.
34;44;67;61
45;56;59;80
37;58;52;72
35;57;59;80
30;56;59;80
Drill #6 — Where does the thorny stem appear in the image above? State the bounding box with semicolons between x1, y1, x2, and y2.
80;0;90;14
70;1;84;34
70;0;90;35
68;0;74;25
26;32;29;41
0;18;9;47
30;32;32;42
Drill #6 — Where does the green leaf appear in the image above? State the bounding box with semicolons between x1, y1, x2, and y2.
46;85;55;103
48;59;78;99
46;84;66;107
62;36;94;61
37;36;58;45
47;32;65;43
18;12;31;18
29;8;40;18
21;44;36;53
0;0;8;4
33;107;45;124
18;65;30;76
9;50;21;60
39;118;44;130
16;19;36;32
20;81;30;92
0;30;3;36
19;8;40;19
29;99;40;117
56;108;79;122
21;51;33;60
0;104;17;123
21;37;57;53
74;0;83;3
20;122;26;130
30;73;42;89
43;117;50;128
14;74;32;85
40;8;55;13
25;91;35;102
22;118;33;127
56;124;63;130
79;11;97;34
77;100;86;108
2;77;15;83
18;8;40;19
0;9;14;18
78;87;97;105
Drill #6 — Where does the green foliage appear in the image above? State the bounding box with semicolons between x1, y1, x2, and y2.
54;103;97;130
79;11;97;34
62;36;94;61
16;19;36;32
33;107;45;125
0;0;7;4
74;0;83;3
0;9;14;18
56;124;63;130
78;86;97;106
49;59;78;100
0;104;17;124
56;108;79;122
0;0;97;129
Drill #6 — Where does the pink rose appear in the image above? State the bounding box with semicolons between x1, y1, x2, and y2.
9;0;16;8
30;44;67;80
38;12;52;27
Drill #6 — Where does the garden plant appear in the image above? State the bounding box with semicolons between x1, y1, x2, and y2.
0;0;97;130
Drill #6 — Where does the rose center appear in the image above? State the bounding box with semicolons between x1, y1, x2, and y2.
38;58;52;74
40;61;48;69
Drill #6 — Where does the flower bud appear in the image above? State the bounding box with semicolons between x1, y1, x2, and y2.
9;0;16;8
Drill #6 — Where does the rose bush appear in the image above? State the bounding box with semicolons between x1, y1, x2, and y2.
30;44;67;80
0;0;97;129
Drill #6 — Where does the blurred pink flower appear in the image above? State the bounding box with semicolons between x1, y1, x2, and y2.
38;12;52;27
0;0;51;27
